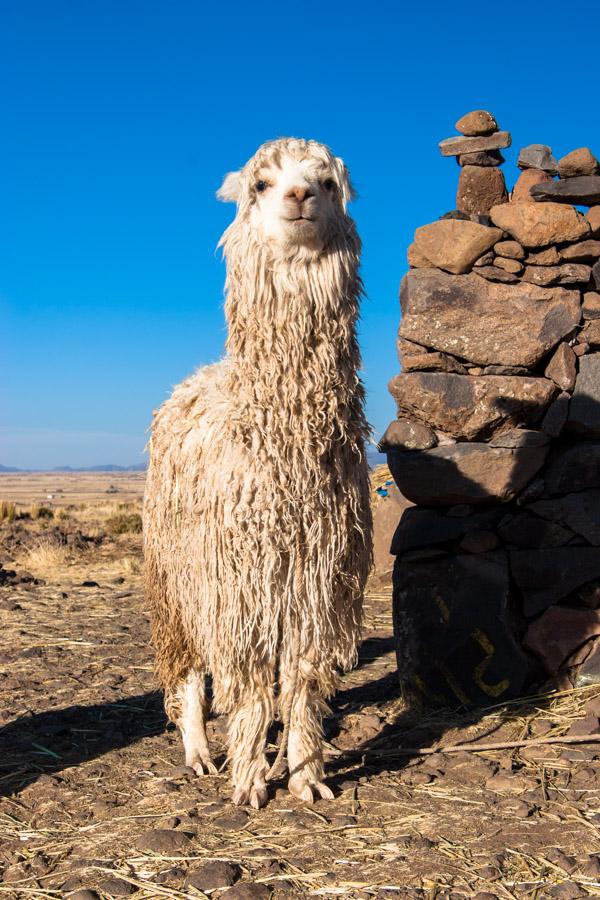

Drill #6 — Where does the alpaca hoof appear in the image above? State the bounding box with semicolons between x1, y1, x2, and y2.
232;781;268;808
288;774;334;803
187;754;218;777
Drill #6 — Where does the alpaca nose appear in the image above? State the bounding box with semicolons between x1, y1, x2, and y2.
286;185;312;203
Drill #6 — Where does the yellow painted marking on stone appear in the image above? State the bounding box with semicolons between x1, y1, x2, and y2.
471;628;510;697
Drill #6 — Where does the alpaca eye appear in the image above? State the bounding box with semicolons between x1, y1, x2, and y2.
323;178;335;191
255;180;268;193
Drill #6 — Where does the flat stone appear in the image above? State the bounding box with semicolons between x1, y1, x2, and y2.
440;131;511;158
531;491;600;546
97;879;136;897
518;144;558;173
583;292;600;319
483;365;531;375
560;240;600;262
531;175;600;206
527;246;561;266
511;549;600;616
401;350;467;374
493;256;523;275
587;206;600;236
568;354;600;436
378;417;437;451
391;507;503;554
387;443;548;506
495;240;525;260
221;885;271;900
522;263;591;286
459;530;500;553
400;269;582;367
407;242;432;268
475;265;519;283
497;513;574;548
458;150;505;167
545;342;577;391
412;220;502;274
393;551;529;706
558;148;599;178
580;319;600;346
455;110;498;136
457;166;507;215
544;441;600;494
186;862;241;891
136;829;193;852
474;250;495;267
490;201;590;247
489;428;549;448
524;606;600;670
512;168;554;202
389;373;555;441
214;810;250;831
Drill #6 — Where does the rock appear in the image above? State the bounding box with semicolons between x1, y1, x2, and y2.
545;343;577;392
522;263;591;286
568;715;600;736
581;856;600;877
531;175;600;205
391;507;504;554
545;441;600;494
490;201;590;247
457;166;507;215
511;550;600;616
400;269;582;367
560;240;600;262
412;220;502;274
67;892;100;900
541;391;570;437
455;110;498;136
545;882;587;899
372;482;413;575
221;885;271;900
512;168;554;202
489;428;549;448
568;354;600;437
401;350;468;374
473;250;495;266
531;491;600;545
495;239;525;260
136;829;192;852
558;148;599;178
583;292;600;319
493;256;523;275
459;530;499;553
169;765;196;780
483;364;531;375
378;418;437;451
439;131;511;157
587;206;600;236
475;265;519;283
527;246;561;265
387;443;548;507
581;320;600;346
97;878;136;897
593;260;600;290
397;336;427;362
214;810;250;831
497;513;574;548
388;373;556;441
186;862;241;891
518;144;558;173
393;551;529;706
525;607;600;674
575;341;590;355
458;150;505;167
407;242;432;268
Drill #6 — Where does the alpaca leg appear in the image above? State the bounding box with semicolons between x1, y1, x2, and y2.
228;674;273;809
167;670;217;776
282;660;334;803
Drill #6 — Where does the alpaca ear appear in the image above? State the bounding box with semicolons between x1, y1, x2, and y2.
217;171;242;202
335;157;357;205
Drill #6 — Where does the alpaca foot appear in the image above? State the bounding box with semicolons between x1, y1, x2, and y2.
232;777;268;809
288;771;334;803
185;750;218;777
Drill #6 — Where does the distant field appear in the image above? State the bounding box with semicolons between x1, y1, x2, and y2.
0;471;146;507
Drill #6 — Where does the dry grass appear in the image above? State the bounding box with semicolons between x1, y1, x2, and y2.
0;501;16;523
28;504;54;520
15;537;75;575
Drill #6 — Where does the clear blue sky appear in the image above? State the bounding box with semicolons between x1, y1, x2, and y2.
2;0;599;469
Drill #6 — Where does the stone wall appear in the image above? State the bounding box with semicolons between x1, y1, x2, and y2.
382;110;600;707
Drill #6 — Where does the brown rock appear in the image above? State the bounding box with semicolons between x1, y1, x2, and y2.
439;131;511;157
489;428;549;448
473;250;495;266
388;442;548;506
455;110;498;136
412;220;502;274
526;246;561;265
397;337;426;360
512;549;600;616
493;256;523;275
458;150;505;167
407;242;431;268
97;879;136;897
475;265;519;283
379;418;437;451
401;350;467;374
531;175;600;205
400;269;582;367
495;239;525;260
568;715;600;736
490;200;590;247
457;166;507;215
586;206;600;236
568;353;600;436
574;341;589;355
372;481;412;575
524;606;600;672
531;490;600;546
560;239;600;262
544;342;577;391
186;862;241;891
558;147;600;178
512;168;554;202
583;291;600;319
580;320;600;346
136;829;193;852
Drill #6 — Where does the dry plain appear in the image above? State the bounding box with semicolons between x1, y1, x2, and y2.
1;472;600;899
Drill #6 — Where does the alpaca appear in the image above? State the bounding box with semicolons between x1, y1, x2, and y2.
143;137;372;808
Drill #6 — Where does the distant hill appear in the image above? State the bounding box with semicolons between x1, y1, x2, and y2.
0;462;147;473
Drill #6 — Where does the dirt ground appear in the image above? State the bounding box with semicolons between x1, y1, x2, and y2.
1;475;600;899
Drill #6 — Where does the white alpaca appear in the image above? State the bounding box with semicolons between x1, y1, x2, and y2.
143;138;372;808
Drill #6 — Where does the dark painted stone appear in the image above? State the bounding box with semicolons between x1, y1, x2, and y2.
391;506;504;555
568;354;600;437
497;512;574;548
531;175;600;206
510;548;600;615
544;441;600;495
530;491;600;546
393;551;529;706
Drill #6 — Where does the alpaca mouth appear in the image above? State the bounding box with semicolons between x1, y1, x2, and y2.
286;216;315;223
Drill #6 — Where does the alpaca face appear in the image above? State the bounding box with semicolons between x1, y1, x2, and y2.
218;138;355;255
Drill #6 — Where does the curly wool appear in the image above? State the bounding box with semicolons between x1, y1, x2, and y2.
143;139;373;715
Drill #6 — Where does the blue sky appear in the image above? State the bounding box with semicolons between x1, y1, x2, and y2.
2;0;599;468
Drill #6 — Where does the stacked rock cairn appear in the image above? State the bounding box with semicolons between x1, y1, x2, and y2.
381;110;600;707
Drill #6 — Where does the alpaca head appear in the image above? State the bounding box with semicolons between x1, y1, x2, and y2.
217;138;356;255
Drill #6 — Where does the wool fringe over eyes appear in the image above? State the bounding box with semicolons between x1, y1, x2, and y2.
143;141;373;716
